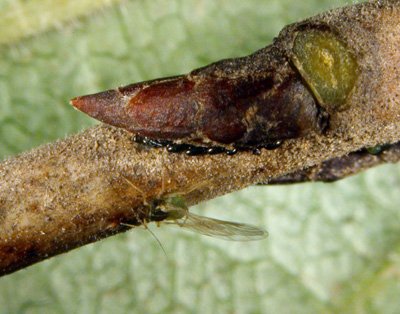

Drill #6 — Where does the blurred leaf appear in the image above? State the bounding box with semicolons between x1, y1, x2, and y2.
2;0;400;313
0;0;127;45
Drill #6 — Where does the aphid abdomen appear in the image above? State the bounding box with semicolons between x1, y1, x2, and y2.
149;209;169;222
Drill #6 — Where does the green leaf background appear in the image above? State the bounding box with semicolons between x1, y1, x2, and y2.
2;0;400;313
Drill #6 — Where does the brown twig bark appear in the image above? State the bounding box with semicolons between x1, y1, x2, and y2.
0;124;334;276
2;0;400;277
0;120;399;276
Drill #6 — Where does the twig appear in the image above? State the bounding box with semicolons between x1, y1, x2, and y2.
2;0;400;277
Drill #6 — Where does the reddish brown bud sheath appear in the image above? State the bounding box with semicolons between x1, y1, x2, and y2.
72;77;199;140
71;45;320;149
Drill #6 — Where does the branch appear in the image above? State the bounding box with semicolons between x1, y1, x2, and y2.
0;124;309;276
2;0;400;277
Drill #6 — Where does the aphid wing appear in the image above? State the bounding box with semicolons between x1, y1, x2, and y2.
171;212;268;241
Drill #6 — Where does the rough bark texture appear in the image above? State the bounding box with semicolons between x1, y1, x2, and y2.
2;0;400;276
266;142;400;184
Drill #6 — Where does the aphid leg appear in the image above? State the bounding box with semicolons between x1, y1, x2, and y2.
120;175;152;227
121;174;169;255
121;221;167;257
122;175;147;202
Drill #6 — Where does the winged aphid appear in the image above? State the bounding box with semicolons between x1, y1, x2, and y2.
123;177;267;241
145;194;268;241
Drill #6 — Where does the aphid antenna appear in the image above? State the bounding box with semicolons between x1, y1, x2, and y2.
121;222;168;258
122;175;148;205
120;174;169;256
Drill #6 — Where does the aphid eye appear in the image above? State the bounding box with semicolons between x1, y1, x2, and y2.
292;28;358;111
